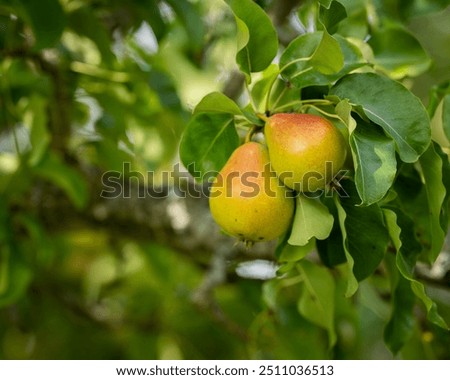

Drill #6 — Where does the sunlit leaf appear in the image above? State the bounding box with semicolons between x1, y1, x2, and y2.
179;113;239;181
288;195;334;246
310;30;344;75
331;73;431;163
280;32;365;89
194;92;243;116
225;0;278;76
351;118;397;205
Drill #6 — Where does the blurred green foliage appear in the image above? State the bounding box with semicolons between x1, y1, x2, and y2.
0;0;449;359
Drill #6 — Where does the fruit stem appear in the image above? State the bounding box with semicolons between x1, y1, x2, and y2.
301;104;343;121
245;125;261;143
256;113;269;123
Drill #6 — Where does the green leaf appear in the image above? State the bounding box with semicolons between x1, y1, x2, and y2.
166;0;205;51
430;100;450;148
443;94;450;141
297;260;337;347
194;92;243;116
334;194;358;297
369;25;431;79
351;118;397;205
148;69;183;112
0;245;33;308
179;113;239;181
418;143;446;263
319;1;347;34
331;73;431;162
25;96;50;166
33;152;88;209
288;196;334;246
250;64;280;112
427;81;450;118
336;180;389;284
334;98;356;132
383;208;448;330
310;29;344;75
280;32;365;89
225;0;278;76
315;196;346;268
318;0;333;8
280;239;316;262
18;0;66;50
384;255;416;354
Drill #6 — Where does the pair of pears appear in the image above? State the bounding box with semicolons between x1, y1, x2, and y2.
209;113;347;243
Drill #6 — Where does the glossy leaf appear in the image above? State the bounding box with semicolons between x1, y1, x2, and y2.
226;0;278;76
280;32;365;89
288;196;334;246
297;260;337;347
310;30;344;75
335;181;389;288
319;1;347;34
331;73;431;162
250;64;280;112
194;92;243;116
179;113;239;181
369;25;431;79
351;119;397;205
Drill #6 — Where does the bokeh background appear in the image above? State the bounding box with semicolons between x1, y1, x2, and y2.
0;0;449;359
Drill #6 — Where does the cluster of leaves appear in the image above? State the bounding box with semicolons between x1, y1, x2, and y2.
0;0;449;359
180;0;450;354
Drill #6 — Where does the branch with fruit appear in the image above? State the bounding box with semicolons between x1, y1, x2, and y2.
179;0;450;352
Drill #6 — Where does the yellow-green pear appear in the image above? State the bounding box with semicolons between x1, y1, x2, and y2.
209;142;294;243
265;113;347;192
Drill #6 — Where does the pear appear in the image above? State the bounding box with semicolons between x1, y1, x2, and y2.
265;113;347;192
209;142;294;243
